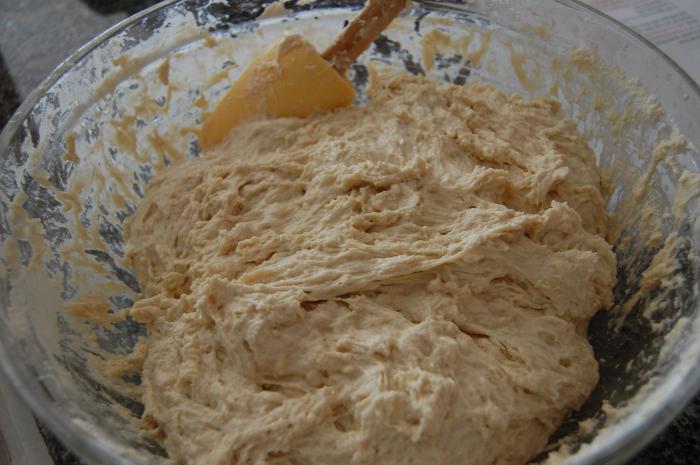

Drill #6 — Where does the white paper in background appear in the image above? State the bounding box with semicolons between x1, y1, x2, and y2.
0;374;53;465
581;0;700;84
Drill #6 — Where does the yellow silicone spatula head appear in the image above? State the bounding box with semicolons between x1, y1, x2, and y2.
200;0;408;149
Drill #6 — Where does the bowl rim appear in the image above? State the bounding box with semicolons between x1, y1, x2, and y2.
0;4;180;464
0;1;699;465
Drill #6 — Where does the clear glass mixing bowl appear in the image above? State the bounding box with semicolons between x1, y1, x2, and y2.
0;1;699;464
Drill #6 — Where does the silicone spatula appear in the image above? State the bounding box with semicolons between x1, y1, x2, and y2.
200;0;407;149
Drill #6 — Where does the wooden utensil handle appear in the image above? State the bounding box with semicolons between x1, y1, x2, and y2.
322;0;408;74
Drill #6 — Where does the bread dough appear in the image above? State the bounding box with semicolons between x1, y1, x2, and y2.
125;73;616;465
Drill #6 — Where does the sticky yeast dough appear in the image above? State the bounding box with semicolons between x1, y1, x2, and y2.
124;73;616;465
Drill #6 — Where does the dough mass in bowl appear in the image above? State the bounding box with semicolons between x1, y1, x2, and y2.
125;73;616;465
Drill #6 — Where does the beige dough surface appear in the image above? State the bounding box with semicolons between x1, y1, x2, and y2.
125;73;616;465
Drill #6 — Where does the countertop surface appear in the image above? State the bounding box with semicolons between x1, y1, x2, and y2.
0;0;698;464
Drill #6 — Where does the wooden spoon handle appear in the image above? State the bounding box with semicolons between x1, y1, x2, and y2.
322;0;408;74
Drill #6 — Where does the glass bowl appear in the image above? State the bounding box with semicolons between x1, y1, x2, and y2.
0;1;699;464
